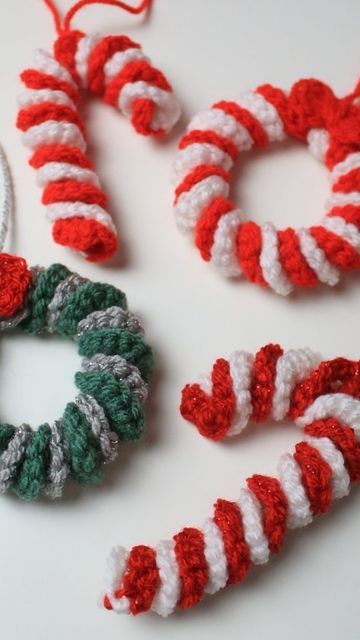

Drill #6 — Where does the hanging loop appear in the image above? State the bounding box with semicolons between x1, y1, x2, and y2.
42;0;151;34
0;144;13;253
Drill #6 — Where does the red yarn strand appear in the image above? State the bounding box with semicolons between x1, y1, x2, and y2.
42;0;63;34
63;0;151;31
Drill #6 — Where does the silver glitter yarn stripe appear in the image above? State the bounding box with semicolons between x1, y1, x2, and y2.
0;302;30;331
82;353;148;403
0;424;32;492
75;394;118;463
44;420;70;499
77;306;144;337
47;273;89;333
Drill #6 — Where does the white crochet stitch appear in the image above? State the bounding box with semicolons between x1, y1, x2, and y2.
173;143;233;186
277;453;312;529
259;222;293;295
202;518;228;595
150;540;181;617
34;48;76;87
74;34;101;87
237;91;286;142
236;488;270;564
119;82;181;134
227;350;254;435
210;208;244;277
36;162;100;188
331;152;360;181
297;227;340;285
46;202;117;233
18;88;77;110
175;175;229;235
22;121;86;152
189;108;253;152
104;48;150;85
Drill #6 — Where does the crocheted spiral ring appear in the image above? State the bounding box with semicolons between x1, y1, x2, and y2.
173;79;360;294
0;260;153;501
101;345;360;616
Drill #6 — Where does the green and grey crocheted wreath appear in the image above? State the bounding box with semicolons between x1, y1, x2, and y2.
0;260;153;501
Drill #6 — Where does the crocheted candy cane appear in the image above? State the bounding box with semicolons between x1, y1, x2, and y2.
101;346;360;616
173;79;360;294
16;0;180;262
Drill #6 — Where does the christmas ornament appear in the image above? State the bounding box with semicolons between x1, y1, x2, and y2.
101;344;360;616
17;0;181;262
173;79;360;294
0;143;153;500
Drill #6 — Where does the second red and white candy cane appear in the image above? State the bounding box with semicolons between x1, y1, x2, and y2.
101;345;360;616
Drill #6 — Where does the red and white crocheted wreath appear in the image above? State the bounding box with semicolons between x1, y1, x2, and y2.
101;345;360;616
16;0;181;262
173;79;360;294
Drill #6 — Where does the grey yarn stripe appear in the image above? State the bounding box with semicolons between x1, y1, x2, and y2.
44;420;70;499
81;353;148;403
0;302;29;331
76;306;144;337
0;267;44;331
0;424;32;492
75;393;118;463
47;273;89;333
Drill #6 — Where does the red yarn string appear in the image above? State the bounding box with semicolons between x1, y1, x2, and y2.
42;0;63;34
63;0;151;31
42;0;151;33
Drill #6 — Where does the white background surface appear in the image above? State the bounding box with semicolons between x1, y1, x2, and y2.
0;1;360;638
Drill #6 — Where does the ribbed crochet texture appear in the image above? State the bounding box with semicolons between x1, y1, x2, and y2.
101;345;360;616
16;20;180;261
173;78;360;294
0;263;153;501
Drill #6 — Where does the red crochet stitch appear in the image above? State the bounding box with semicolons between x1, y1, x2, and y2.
0;253;32;318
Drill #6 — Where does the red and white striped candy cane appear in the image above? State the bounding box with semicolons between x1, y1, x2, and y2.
16;0;181;262
101;345;360;616
173;79;360;294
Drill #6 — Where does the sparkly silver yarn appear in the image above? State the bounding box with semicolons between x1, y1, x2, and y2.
77;306;144;337
43;420;70;499
47;273;89;333
81;353;148;403
0;424;32;492
75;394;118;463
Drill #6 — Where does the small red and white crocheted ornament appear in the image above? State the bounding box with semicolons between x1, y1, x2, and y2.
173;79;360;294
17;0;181;263
101;344;360;616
